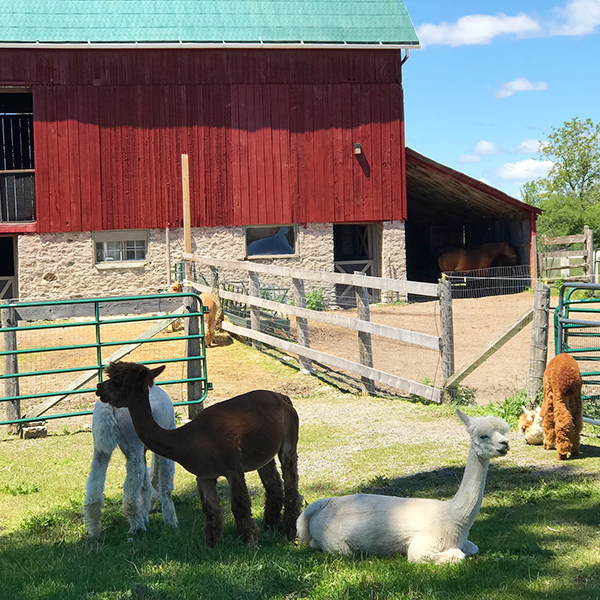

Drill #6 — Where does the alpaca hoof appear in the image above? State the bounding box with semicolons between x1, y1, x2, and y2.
557;453;568;460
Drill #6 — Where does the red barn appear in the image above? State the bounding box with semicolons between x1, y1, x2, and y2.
0;1;539;300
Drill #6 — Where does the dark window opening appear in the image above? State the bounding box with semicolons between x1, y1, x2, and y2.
1;92;35;222
246;226;296;257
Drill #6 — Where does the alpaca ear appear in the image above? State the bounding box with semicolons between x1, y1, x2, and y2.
149;365;166;381
455;408;471;427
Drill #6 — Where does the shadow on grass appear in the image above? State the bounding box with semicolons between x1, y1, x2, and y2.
1;460;600;600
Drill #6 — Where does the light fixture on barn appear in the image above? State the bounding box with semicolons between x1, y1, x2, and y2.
353;143;362;155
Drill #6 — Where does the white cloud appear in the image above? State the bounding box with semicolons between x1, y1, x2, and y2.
496;159;554;182
518;139;542;153
494;78;548;98
474;140;504;155
416;1;600;48
417;13;541;47
458;154;481;163
550;0;600;35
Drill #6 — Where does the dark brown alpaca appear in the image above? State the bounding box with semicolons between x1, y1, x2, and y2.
96;361;303;547
540;353;583;460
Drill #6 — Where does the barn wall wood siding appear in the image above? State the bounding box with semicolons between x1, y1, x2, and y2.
1;49;407;233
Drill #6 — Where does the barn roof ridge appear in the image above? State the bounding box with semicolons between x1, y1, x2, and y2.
0;1;420;48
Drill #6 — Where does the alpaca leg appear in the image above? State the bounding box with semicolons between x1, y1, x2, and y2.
542;404;556;450
279;440;303;540
150;453;178;529
555;417;576;460
226;469;258;546
407;538;466;564
83;449;111;538
197;478;224;548
122;453;149;534
258;459;284;531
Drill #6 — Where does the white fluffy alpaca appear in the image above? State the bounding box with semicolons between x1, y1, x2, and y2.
83;383;178;538
297;409;510;564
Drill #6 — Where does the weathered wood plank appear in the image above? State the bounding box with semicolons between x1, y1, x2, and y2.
183;254;439;297
222;321;442;403
542;234;585;245
186;281;441;350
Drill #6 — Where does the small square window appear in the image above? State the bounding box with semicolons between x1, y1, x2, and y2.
245;226;297;257
94;232;147;264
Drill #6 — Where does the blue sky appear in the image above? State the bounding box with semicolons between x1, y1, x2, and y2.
402;0;600;199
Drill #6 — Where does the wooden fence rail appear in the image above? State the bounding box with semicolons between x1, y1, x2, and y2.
183;253;445;403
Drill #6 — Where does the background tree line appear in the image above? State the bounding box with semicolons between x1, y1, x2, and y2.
522;117;600;239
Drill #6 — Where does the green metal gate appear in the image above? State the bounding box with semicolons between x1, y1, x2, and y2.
555;282;600;417
1;293;211;427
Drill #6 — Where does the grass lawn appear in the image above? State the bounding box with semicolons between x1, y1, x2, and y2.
2;343;600;599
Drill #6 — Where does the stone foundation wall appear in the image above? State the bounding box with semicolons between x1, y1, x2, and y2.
17;222;405;305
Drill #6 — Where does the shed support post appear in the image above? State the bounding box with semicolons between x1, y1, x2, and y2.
527;281;551;404
355;274;374;395
292;277;313;374
249;272;261;351
1;302;21;434
439;277;455;401
184;288;203;419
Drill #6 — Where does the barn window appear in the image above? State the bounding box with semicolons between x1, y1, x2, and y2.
94;230;148;265
0;91;35;223
245;226;297;257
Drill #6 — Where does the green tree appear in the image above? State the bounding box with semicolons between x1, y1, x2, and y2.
522;117;600;237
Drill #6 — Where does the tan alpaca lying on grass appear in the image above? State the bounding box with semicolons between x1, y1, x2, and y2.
518;406;544;445
296;409;509;564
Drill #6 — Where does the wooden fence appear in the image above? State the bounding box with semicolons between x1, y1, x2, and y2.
538;226;594;283
183;253;447;403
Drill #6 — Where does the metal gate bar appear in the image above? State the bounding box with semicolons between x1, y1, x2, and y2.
0;293;211;426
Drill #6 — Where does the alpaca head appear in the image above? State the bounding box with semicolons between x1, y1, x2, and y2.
456;409;510;459
96;361;166;408
518;406;544;445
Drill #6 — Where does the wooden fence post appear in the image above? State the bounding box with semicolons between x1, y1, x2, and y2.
210;265;223;331
527;281;551;403
584;225;594;282
292;277;313;374
184;287;203;419
248;272;261;351
1;302;21;434
439;277;455;396
355;274;375;395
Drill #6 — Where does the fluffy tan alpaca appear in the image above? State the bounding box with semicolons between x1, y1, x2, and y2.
199;292;217;347
165;283;216;346
540;353;583;460
518;406;543;445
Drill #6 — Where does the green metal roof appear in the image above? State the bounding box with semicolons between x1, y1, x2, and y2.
0;1;419;47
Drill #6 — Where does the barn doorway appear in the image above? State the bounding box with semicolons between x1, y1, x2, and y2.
0;235;17;299
333;223;380;307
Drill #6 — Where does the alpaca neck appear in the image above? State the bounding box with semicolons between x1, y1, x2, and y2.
447;447;490;529
127;388;181;463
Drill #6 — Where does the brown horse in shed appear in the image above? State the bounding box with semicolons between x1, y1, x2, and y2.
438;242;518;273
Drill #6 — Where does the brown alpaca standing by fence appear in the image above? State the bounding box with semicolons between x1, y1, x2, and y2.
540;353;583;460
96;361;302;547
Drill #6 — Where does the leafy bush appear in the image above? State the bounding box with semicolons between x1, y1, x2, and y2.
488;389;530;426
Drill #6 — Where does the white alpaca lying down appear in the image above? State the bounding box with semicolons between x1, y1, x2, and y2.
297;409;510;564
